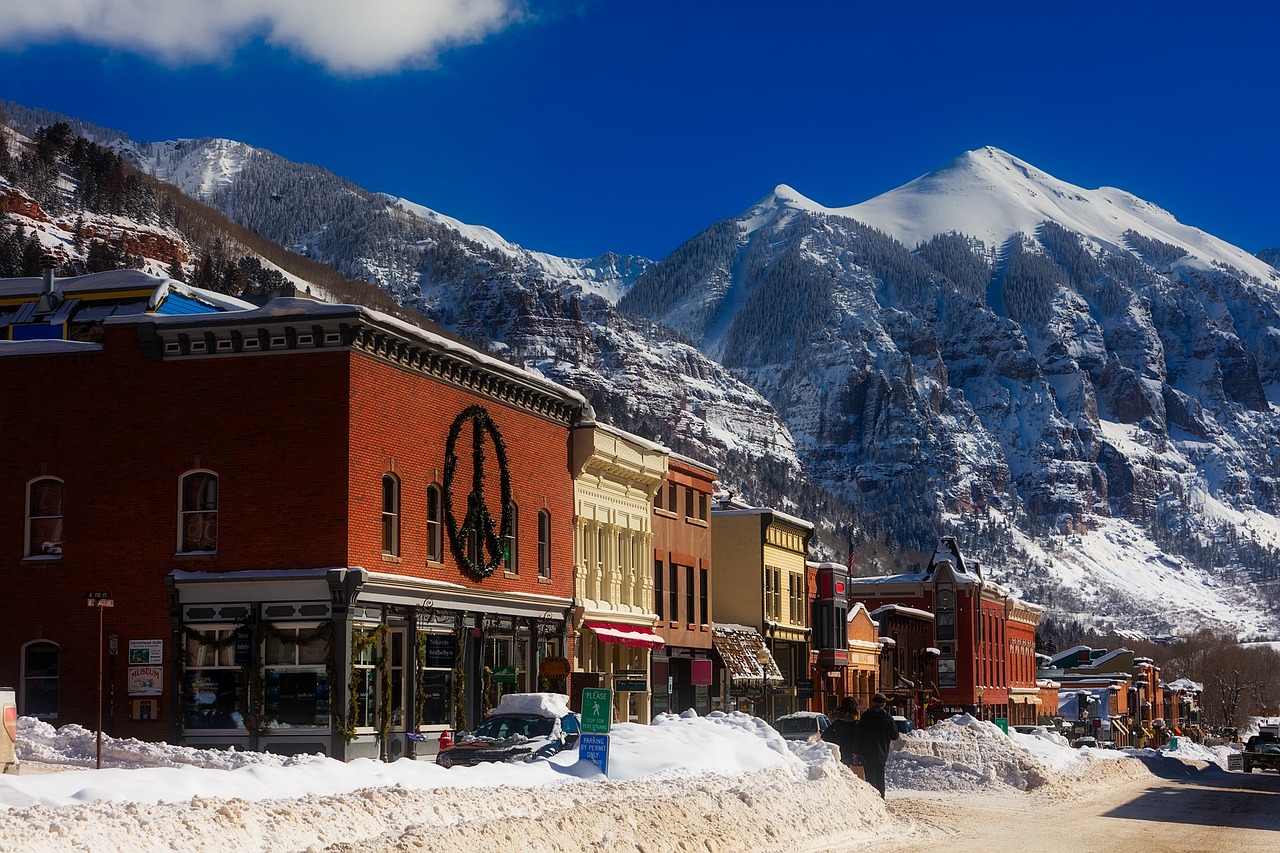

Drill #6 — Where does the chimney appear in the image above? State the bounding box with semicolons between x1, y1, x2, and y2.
35;253;61;313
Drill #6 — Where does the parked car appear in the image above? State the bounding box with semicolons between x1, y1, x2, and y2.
775;712;831;742
892;715;916;735
1012;724;1039;735
1;687;18;775
1071;736;1099;749
435;692;580;768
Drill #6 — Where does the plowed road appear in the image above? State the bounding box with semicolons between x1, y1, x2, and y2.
881;761;1280;853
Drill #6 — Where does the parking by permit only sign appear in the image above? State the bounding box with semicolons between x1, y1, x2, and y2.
578;732;609;775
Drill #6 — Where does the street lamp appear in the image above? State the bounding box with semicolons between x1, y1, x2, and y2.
756;647;771;722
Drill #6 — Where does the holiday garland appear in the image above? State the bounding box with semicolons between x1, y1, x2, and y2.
442;405;513;580
451;617;469;732
339;624;392;745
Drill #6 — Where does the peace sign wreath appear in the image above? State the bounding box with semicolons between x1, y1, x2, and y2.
442;405;514;579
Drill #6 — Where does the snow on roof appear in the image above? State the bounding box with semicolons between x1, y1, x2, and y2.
869;603;936;622
0;339;103;356
490;692;573;718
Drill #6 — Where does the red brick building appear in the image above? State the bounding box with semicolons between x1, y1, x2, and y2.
847;538;1044;724
1;282;586;759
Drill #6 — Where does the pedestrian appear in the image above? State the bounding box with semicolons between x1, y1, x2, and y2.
822;697;862;769
858;692;899;798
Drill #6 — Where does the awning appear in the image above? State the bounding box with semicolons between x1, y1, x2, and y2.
584;621;665;650
712;624;783;683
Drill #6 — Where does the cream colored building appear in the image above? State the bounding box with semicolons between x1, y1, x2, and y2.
710;497;814;720
571;415;668;724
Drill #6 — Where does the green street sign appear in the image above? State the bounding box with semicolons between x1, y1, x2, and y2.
580;687;613;733
492;666;517;684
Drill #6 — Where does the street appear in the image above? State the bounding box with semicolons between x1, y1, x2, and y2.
881;760;1280;853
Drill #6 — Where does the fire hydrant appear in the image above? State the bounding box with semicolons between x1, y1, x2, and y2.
438;730;453;750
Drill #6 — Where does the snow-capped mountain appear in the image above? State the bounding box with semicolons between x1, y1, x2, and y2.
7;99;1276;640
621;146;1280;638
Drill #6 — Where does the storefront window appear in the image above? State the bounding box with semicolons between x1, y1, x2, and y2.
483;629;527;711
263;625;329;730
938;657;957;688
185;628;246;730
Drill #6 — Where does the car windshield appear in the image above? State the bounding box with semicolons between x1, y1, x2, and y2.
470;714;555;740
778;718;819;735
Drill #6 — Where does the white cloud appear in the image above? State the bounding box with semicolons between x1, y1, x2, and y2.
0;0;524;75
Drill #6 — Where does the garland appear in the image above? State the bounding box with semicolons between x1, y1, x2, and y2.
339;624;392;745
442;405;513;579
414;628;430;733
451;617;469;731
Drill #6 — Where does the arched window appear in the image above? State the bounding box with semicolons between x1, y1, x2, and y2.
537;509;551;579
503;501;518;574
25;477;63;558
22;640;59;719
381;473;400;556
179;471;218;553
426;484;443;563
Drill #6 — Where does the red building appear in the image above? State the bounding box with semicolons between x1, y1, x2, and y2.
1;275;586;759
847;538;1044;724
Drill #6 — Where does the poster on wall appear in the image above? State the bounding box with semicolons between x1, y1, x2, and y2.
128;639;164;665
128;665;164;696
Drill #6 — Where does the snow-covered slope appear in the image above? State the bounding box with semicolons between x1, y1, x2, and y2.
841;146;1279;285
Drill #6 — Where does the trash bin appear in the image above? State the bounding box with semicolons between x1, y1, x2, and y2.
1168;736;1179;750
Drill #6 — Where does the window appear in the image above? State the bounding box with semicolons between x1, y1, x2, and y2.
655;561;665;620
666;483;677;513
765;566;782;620
935;589;955;642
684;486;694;519
668;564;679;623
685;565;695;625
426;485;443;562
699;568;709;625
179;471;218;553
353;627;406;732
263;625;330;729
21;641;58;719
417;631;455;727
789;573;805;624
937;657;957;688
537;509;551;579
25;477;63;557
381;474;400;556
504;502;518;574
698;493;708;521
184;628;246;730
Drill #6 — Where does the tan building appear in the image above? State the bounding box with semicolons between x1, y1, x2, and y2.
710;495;814;721
571;415;668;724
842;603;882;714
650;453;717;717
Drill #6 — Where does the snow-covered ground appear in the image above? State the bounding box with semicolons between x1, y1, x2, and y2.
0;714;1237;852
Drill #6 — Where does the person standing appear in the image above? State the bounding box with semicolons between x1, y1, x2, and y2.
822;697;862;769
858;692;899;798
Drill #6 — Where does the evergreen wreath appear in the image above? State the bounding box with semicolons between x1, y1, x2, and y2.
442;405;514;580
340;624;392;746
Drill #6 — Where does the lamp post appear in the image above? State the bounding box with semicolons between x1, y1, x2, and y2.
756;646;771;723
86;591;114;770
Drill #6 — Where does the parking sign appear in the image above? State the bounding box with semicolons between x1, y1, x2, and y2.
578;732;609;775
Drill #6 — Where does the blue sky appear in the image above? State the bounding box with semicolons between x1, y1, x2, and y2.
0;2;1276;261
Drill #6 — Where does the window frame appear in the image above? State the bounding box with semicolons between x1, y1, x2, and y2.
184;627;247;731
537;508;551;579
25;476;64;559
262;623;330;731
381;473;400;557
177;470;218;554
504;501;519;574
426;484;443;563
20;640;59;719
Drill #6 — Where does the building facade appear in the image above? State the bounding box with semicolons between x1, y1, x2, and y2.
710;497;814;721
2;281;586;760
650;453;717;718
570;418;668;725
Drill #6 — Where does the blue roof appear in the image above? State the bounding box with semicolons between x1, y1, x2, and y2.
155;292;219;315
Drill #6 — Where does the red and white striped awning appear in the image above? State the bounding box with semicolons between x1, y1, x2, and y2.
584;621;665;650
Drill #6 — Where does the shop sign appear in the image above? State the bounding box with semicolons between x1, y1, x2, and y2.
234;628;253;665
613;669;647;693
539;656;570;678
491;666;518;684
128;665;163;697
424;633;456;668
578;732;609;775
127;639;163;665
795;678;814;698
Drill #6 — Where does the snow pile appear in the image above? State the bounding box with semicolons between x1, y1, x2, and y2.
889;715;1140;792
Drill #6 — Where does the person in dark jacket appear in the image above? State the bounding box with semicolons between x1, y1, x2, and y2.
858;693;899;797
821;697;862;768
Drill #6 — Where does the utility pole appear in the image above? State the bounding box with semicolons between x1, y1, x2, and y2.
87;591;114;769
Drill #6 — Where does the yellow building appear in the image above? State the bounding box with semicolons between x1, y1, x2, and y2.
710;496;814;720
571;415;668;724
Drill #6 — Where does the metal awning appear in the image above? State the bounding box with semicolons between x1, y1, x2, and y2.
584;621;665;650
712;624;783;683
